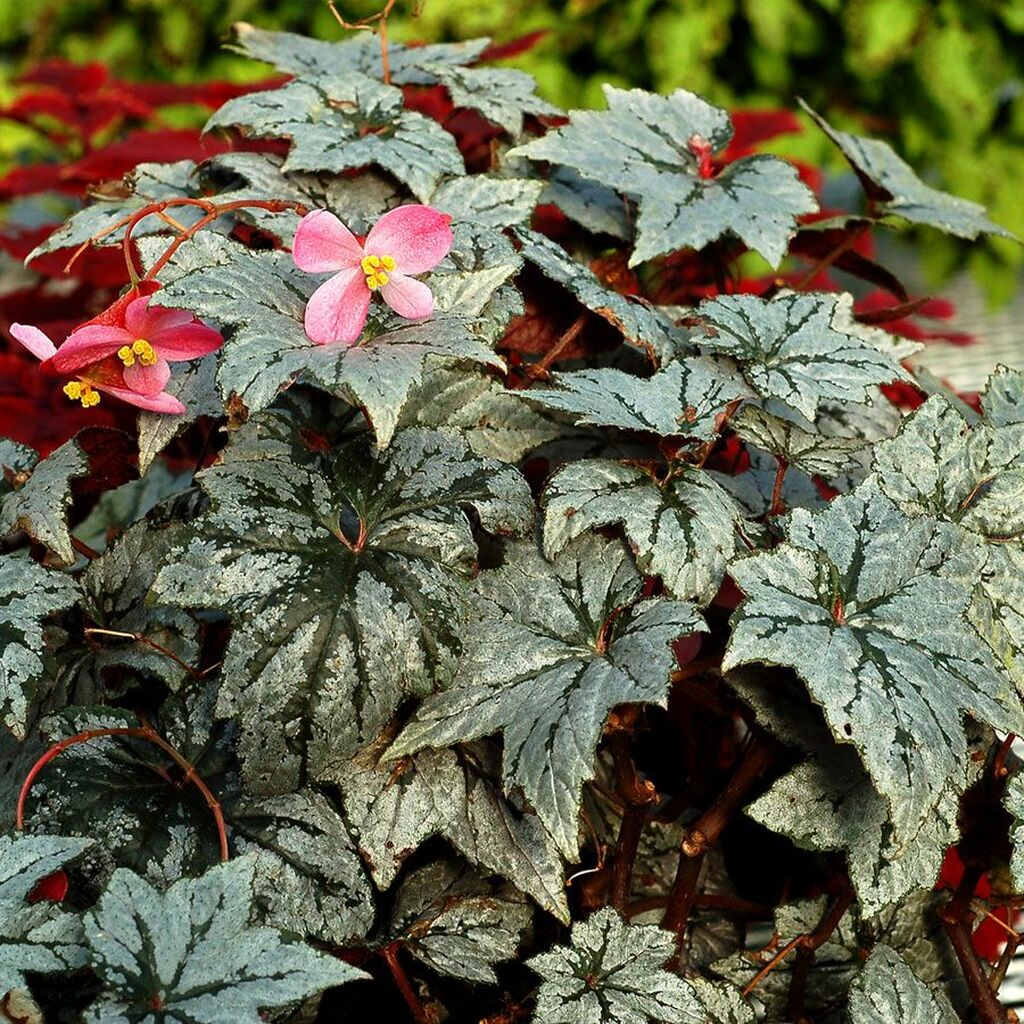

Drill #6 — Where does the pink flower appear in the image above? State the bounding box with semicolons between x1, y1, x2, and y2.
292;204;454;345
9;289;222;415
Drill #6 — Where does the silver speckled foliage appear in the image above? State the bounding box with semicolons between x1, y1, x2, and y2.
6;19;1024;1021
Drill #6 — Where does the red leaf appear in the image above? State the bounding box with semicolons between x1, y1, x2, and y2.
18;59;107;93
28;870;69;904
478;31;549;62
726;109;802;157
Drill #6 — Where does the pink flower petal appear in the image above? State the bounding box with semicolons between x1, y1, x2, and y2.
9;324;57;361
364;205;453;274
123;356;171;396
380;272;434;320
97;382;186;414
50;323;134;373
149;321;223;361
293;210;364;273
304;266;372;345
125;296;192;337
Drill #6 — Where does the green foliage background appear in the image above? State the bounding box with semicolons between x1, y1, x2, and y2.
2;0;1024;298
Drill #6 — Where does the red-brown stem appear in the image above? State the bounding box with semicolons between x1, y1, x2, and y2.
768;458;788;518
527;312;588;379
994;733;1016;779
16;725;229;862
83;626;201;679
662;738;775;937
938;864;1009;1024
787;887;854;1020
608;732;657;913
382;943;429;1023
742;935;803;997
791;223;869;292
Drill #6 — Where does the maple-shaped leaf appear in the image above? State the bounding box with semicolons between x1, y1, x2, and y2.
870;380;1024;680
527;907;754;1024
231;23;489;85
801;101;1017;242
514;229;690;363
206;73;463;202
424;63;560;137
543;460;748;606
149;233;502;446
511;86;817;267
1;440;86;566
711;448;825;521
724;487;1023;846
335;733;568;920
0;556;79;738
523;357;751;442
154;411;532;795
691;292;908;420
390;535;703;858
401;367;559;462
83;857;365;1024
848;945;958;1024
378;862;532;985
735;667;988;915
732;405;867;479
0;834;92;999
28;161;202;261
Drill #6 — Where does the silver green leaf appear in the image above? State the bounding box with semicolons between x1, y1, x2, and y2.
711;447;825;521
382;862;532;985
335;734;568;921
1006;768;1024;891
27;161;201;261
206;73;463;202
724;487;1023;846
528;907;754;1024
1;440;87;565
543;460;747;606
0;834;92;998
732;405;867;479
83;857;365;1024
231;23;489;85
431;175;543;230
515;229;690;363
848;945;958;1024
539;168;630;240
801;100;1017;242
153;233;502;445
390;536;704;858
692;292;908;421
0;556;79;738
511;86;816;267
154;413;532;794
523;358;751;441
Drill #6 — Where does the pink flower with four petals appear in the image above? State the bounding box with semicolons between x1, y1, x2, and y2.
10;289;222;414
292;204;454;345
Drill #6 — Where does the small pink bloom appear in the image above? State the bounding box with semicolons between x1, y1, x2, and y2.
9;290;222;415
292;204;454;345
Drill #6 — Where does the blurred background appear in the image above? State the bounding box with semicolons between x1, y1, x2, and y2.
1;0;1023;389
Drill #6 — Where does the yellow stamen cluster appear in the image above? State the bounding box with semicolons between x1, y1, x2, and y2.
117;338;158;367
361;253;396;290
63;381;100;407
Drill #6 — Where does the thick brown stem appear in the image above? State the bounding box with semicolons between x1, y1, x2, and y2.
938;865;1008;1024
787;887;854;1021
382;943;430;1023
608;732;657;914
526;312;588;379
768;458;788;518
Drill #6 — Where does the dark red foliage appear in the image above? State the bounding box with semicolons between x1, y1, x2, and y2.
27;870;69;904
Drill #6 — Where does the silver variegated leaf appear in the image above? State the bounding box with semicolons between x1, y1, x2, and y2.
1006;768;1024;891
724;486;1023;847
231;23;489;85
1;440;86;565
153;413;532;794
848;945;958;1024
691;292;908;420
152;233;502;445
27;161;201;260
83;857;365;1024
539;167;630;240
522;357;751;441
802;101;1017;242
381;862;532;985
711;447;825;521
543;460;747;606
511;86;816;267
515;229;690;363
0;556;79;738
431;175;543;230
0;834;92;998
390;535;704;858
206;72;463;202
336;734;567;920
528;907;754;1024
